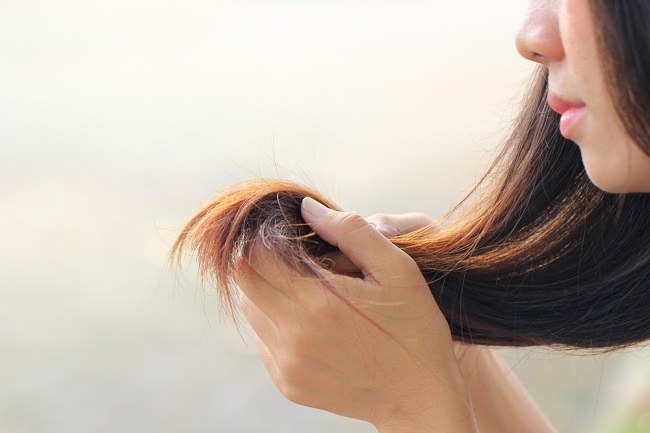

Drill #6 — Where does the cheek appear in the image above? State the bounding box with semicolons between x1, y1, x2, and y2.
559;0;603;103
560;0;593;40
562;0;650;192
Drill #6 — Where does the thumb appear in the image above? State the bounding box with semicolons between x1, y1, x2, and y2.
301;197;412;282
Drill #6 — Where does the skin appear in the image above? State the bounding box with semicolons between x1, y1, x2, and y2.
238;205;557;433
238;200;478;433
516;0;650;193
236;0;650;432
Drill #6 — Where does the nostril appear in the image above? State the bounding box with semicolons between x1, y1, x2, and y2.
515;35;541;62
515;28;563;65
515;2;563;65
531;51;547;62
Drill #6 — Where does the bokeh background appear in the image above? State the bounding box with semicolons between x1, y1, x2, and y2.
2;1;650;432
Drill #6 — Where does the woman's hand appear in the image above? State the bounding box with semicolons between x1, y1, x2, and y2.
236;198;477;433
365;212;557;433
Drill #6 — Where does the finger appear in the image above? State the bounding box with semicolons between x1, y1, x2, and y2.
319;251;362;277
244;239;319;300
321;213;434;275
239;290;280;348
301;197;414;283
254;335;283;390
366;213;435;237
235;256;291;312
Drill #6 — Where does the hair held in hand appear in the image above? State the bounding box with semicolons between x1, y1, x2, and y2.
172;68;650;350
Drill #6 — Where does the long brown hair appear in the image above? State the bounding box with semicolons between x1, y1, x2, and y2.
172;2;650;349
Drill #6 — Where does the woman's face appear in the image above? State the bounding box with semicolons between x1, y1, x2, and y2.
516;0;650;193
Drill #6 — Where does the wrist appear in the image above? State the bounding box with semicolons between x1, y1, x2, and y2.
372;361;478;433
455;345;558;433
375;399;478;433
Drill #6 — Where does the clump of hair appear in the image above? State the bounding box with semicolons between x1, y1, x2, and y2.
170;179;341;315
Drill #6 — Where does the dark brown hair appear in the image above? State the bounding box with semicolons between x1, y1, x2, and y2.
592;0;650;155
172;2;650;349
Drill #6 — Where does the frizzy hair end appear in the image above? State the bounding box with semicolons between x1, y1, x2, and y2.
170;178;345;315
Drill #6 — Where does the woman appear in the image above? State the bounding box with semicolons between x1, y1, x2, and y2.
176;0;650;432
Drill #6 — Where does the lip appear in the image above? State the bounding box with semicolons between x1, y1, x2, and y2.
547;93;587;139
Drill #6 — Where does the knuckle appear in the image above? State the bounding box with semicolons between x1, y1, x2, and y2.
369;214;396;235
279;382;306;405
337;211;367;230
276;357;307;402
316;303;340;322
274;353;319;407
285;330;315;358
395;250;420;271
336;212;371;237
279;352;302;378
307;292;339;321
366;213;390;225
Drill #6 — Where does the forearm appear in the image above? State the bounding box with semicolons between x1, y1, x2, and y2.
457;346;558;433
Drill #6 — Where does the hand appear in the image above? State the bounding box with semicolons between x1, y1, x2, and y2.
236;198;477;433
363;212;557;433
324;212;436;275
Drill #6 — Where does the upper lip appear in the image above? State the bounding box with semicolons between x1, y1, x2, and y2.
547;92;586;115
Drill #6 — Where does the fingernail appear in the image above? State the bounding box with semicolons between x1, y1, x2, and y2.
301;197;331;219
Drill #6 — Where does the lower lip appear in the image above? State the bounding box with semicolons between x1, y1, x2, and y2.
559;106;587;138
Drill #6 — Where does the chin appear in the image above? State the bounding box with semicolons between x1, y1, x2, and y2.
582;162;630;194
588;178;626;194
584;169;646;194
579;137;650;193
580;150;638;193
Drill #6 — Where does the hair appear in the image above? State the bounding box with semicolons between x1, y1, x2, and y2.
592;0;650;154
171;1;650;350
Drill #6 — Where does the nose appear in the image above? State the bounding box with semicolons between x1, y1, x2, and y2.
515;1;564;65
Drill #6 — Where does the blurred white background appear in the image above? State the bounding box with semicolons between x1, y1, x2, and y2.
2;1;649;432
